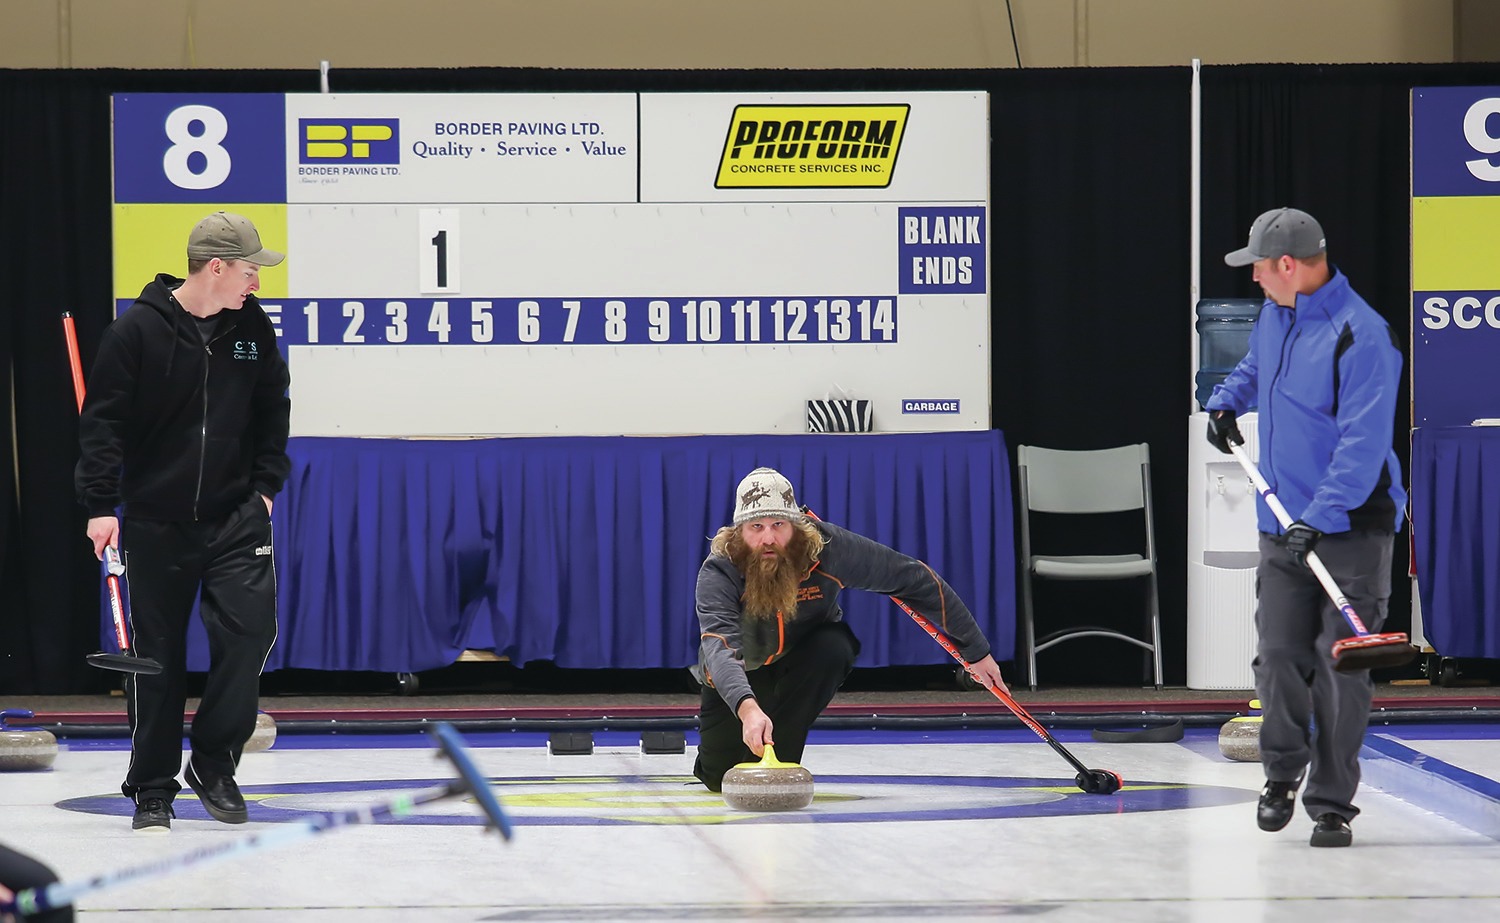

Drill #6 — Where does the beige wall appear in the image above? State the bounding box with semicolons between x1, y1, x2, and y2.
1456;0;1500;62
0;0;1489;70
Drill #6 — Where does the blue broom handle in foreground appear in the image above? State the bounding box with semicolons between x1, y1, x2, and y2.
11;786;446;917
5;722;511;919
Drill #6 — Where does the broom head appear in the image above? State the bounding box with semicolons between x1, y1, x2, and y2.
1331;632;1419;673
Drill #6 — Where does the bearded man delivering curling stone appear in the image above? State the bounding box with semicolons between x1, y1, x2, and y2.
692;467;1009;791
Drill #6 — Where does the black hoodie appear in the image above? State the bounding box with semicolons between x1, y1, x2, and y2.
76;273;291;521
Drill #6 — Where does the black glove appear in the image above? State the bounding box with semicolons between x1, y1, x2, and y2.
1205;409;1244;454
1283;521;1322;568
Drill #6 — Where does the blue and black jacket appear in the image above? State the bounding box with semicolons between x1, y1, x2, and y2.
1206;267;1405;536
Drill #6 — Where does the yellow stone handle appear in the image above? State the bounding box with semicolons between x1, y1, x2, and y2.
759;743;797;768
733;742;801;770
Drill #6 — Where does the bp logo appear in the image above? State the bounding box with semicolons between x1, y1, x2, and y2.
299;119;401;164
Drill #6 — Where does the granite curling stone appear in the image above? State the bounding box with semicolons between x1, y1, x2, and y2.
1218;699;1262;762
243;711;277;753
722;743;815;812
0;709;59;771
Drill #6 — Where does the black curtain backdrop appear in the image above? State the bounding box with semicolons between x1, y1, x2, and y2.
4;63;1498;693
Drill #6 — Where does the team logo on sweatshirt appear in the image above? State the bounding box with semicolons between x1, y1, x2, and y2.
233;340;260;361
795;585;824;603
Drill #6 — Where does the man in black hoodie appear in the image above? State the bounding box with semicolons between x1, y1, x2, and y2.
76;211;290;833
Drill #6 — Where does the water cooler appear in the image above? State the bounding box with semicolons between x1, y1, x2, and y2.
1194;299;1262;407
1187;297;1263;690
1187;411;1260;689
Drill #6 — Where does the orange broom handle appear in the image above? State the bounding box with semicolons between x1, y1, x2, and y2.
62;312;86;412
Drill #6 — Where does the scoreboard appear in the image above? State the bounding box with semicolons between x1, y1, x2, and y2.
1411;86;1500;426
111;91;992;436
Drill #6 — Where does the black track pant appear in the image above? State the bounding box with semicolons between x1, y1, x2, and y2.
694;621;860;791
1254;528;1393;822
0;842;73;921
121;493;278;802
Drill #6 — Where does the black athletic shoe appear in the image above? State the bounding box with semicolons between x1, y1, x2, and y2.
186;760;248;824
1310;813;1352;847
691;754;723;793
1256;779;1299;832
132;796;174;833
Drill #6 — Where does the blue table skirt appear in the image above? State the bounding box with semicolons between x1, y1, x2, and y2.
106;431;1016;673
1412;426;1500;659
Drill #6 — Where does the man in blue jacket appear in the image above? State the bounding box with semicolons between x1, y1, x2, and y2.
1205;207;1405;848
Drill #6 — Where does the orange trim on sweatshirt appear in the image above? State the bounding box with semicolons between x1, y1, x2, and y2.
882;561;949;634
761;612;788;665
702;631;735;650
810;562;845;588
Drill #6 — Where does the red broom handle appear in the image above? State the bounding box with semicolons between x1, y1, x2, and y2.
62;312;86;412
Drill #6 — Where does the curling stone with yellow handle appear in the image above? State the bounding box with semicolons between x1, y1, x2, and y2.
721;742;815;811
1218;699;1263;762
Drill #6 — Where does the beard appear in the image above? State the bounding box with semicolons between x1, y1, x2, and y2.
727;525;816;620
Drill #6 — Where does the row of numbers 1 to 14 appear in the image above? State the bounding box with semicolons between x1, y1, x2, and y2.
262;297;898;345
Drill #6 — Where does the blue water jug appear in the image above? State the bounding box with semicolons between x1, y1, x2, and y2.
1195;298;1262;409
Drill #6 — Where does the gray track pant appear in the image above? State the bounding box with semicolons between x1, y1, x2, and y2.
1254;528;1393;822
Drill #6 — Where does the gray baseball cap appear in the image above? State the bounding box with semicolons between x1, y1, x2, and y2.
1224;207;1325;267
187;211;285;266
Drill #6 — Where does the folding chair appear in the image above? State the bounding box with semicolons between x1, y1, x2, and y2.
1017;443;1164;689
